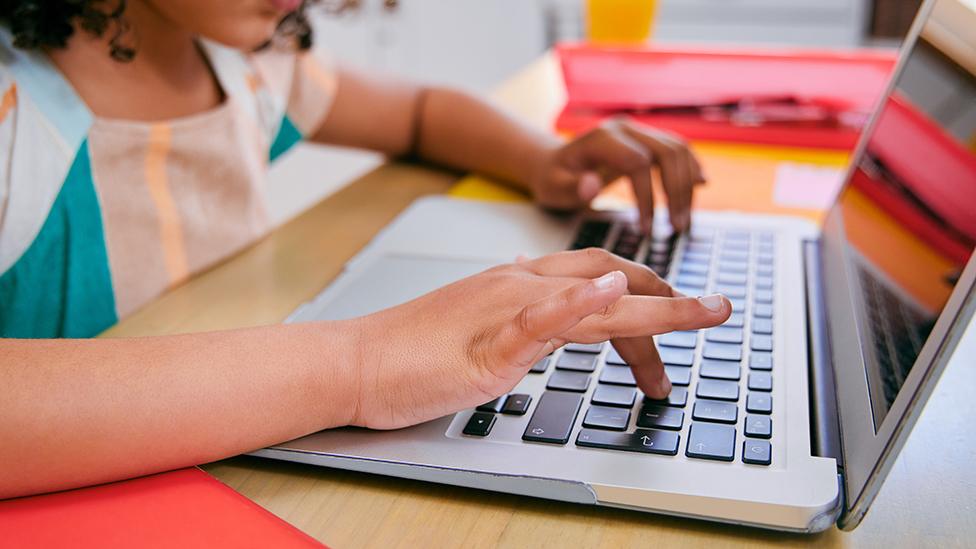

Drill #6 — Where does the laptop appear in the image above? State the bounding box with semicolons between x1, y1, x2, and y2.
253;0;976;532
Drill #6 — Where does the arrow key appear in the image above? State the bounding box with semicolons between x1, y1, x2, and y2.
462;412;496;437
743;439;772;465
686;422;736;462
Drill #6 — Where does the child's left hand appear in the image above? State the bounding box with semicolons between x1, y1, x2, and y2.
529;117;706;234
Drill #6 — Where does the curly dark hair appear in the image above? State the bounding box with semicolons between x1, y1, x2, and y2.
0;0;327;61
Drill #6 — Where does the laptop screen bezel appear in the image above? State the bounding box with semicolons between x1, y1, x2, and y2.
817;0;976;528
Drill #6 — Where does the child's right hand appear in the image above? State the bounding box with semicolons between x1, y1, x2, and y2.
348;248;731;430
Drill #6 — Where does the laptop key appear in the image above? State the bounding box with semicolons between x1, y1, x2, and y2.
754;303;774;318
571;220;611;250
718;261;749;274
583;405;631;431
723;312;745;328
745;415;772;439
699;359;741;380
658;331;698;349
530;356;550;374
692;399;738;424
502;394;532;415
659;346;695;366
714;284;747;299
750;352;773;371
748;372;773;392
717;272;748;285
591;384;637;408
703;342;743;362
679;262;709;276
751;335;773;352
746;393;773;414
599;365;637;386
476;396;507;413
605;347;626;365
676;274;708;290
706;327;744;344
730;298;746;313
665;365;692;386
696;379;740;401
637;404;684;430
752;318;773;335
722;240;750;252
743;439;772;465
564;342;604;354
463;412;496;437
547;371;592;392
686;422;736;462
644;386;688;408
556;352;599;372
522;391;583;444
685;241;712;253
754;289;774;304
721;250;749;263
577;428;680;456
682;252;711;265
756;276;774;290
757;264;774;276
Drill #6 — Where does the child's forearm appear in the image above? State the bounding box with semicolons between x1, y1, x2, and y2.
412;87;562;191
311;67;559;191
0;320;362;499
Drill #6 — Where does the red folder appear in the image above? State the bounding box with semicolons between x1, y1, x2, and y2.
555;43;897;150
0;468;325;548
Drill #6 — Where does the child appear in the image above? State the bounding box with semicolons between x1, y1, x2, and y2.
0;0;729;498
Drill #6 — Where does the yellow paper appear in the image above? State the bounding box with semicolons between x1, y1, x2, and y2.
448;175;530;203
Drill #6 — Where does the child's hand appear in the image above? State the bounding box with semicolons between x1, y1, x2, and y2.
349;249;730;430
529;118;706;234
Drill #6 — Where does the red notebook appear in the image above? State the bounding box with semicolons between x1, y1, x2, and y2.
0;468;324;548
555;43;898;150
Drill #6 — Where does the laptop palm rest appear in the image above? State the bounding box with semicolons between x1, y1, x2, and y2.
300;254;499;322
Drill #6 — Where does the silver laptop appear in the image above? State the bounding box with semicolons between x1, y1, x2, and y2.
253;0;976;532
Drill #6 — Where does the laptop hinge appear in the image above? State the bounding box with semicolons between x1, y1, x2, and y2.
804;239;844;469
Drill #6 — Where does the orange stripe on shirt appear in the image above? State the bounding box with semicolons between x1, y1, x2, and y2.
0;83;17;125
145;123;189;285
301;54;337;96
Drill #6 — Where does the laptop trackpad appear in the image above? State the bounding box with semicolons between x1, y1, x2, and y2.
305;254;500;321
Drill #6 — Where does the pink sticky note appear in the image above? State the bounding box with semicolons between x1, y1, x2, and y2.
773;162;846;210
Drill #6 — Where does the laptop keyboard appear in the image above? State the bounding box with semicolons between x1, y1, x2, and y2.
858;266;931;410
461;219;777;466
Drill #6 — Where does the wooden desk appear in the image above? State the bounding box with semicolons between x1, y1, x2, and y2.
104;54;974;548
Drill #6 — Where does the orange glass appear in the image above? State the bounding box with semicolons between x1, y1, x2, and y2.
586;0;659;44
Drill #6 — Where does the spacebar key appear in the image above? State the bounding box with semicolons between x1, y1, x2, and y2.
576;428;680;455
522;391;584;444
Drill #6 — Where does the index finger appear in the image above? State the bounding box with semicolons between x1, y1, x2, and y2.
612;336;670;399
519;248;678;298
579;129;656;233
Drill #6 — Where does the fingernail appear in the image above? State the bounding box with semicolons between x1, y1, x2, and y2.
593;271;620;290
699;294;725;312
579;173;602;201
658;373;672;396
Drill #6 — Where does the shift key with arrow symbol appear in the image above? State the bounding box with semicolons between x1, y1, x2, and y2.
575;428;679;455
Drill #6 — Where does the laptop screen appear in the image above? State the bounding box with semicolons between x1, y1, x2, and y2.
832;3;976;432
